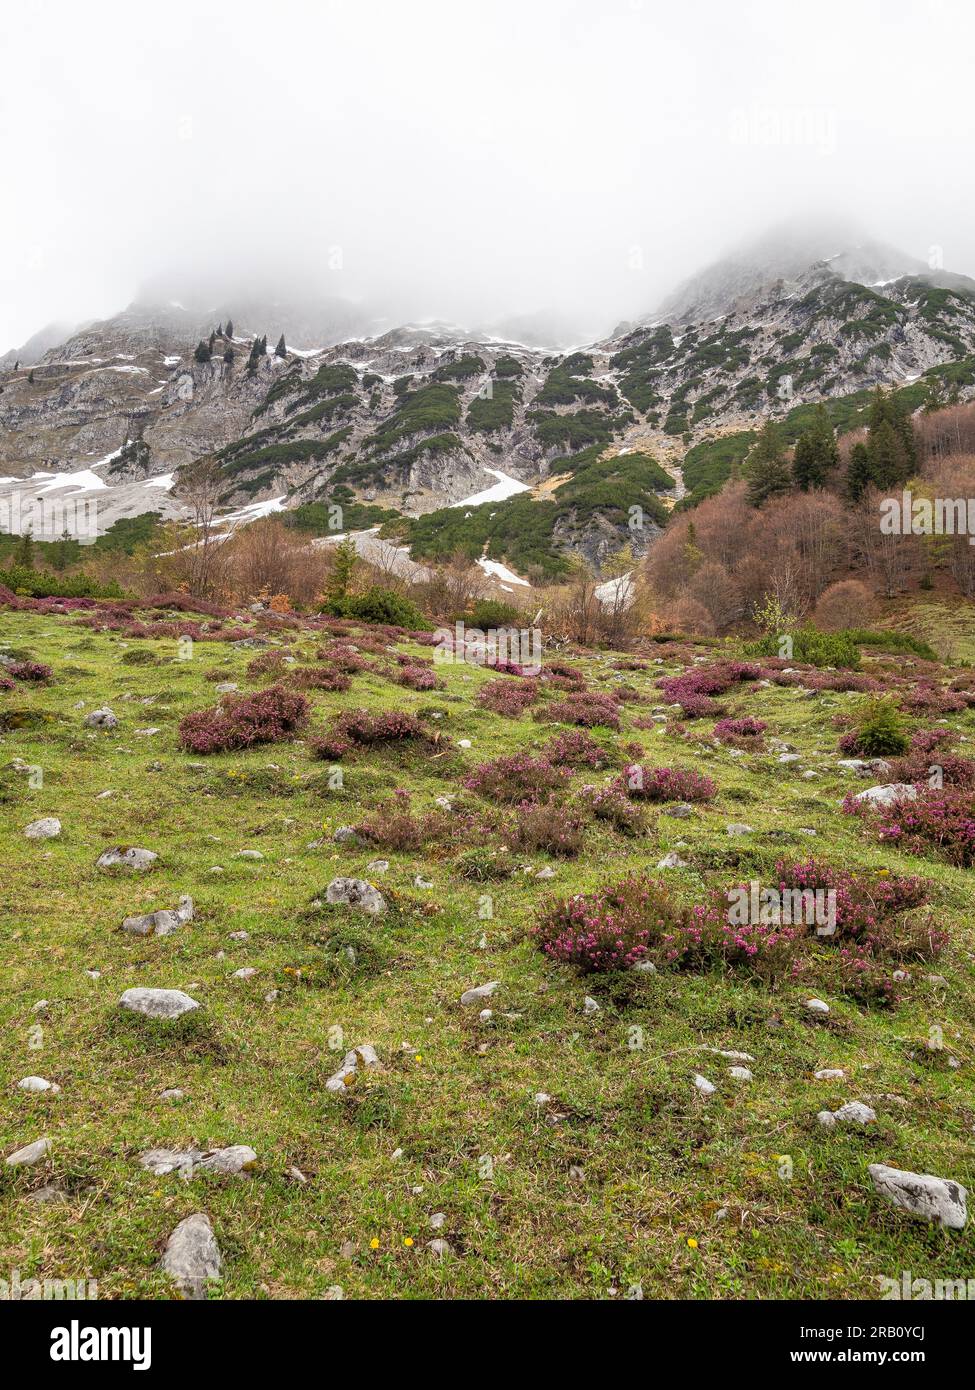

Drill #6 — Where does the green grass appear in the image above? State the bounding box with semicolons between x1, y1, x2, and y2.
1;611;974;1300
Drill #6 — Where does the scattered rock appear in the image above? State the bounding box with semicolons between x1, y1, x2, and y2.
461;981;500;1005
367;859;390;874
160;1089;185;1102
6;1137;51;1167
728;1066;754;1082
868;1164;967;1229
535;866;556;879
232;967;258;980
119;987;200;1020
97;847;158;871
326;1044;381;1094
85;707;118;730
17;1076;60;1094
325;877;387;916
692;1073;716;1096
24;817;61;841
818;1101;876;1128
805;998;830;1015
215;682;238;694
583;995;601;1014
427;1238;453;1257
333;826;359;844
161;1213;223;1298
663;802;694;818
814;1068;845;1081
235;849;264;861
122;895;194;938
656;851;688;869
725;823;754;836
854;783;918;808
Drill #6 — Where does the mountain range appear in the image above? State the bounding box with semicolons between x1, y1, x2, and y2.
3;227;975;578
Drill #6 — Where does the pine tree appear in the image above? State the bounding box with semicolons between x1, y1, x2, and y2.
194;340;211;364
274;334;287;358
28;369;34;383
743;421;791;507
325;535;358;609
846;441;873;501
793;406;838;490
15;527;35;570
225;318;234;338
216;323;224;337
223;347;235;366
208;331;216;352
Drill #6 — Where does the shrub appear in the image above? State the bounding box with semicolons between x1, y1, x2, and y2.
814;580;875;631
178;684;310;754
544;728;611;769
394;663;444;692
578;782;647;834
658;660;759;717
889;730;975;789
3;659;53;682
315;643;372;674
325;586;431;630
898;683;969;716
467;598;520;628
478;678;539;716
713;716;766;745
356;789;443;851
746;628;861;669
246;650;287;679
511;797;585;857
463;752;569;803
621;764;717;803
288;665;351;692
536;691;621;729
853;789;975;867
533;875;687;971
325;709;434;747
837;697;910;757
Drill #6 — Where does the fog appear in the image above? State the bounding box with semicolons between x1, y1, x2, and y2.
2;0;974;350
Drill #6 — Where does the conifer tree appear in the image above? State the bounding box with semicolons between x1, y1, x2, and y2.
793;406;838;490
743;420;791;506
275;334;287;358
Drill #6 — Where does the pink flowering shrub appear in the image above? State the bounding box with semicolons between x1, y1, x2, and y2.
325;709;434;747
713;716;766;745
536;691;621;729
578;782;647;835
246;650;287;679
511;797;586;856
4;659;54;682
178;684;310;754
356;789;446;851
478;678;539;716
463;752;570;803
899;683;968;716
533;875;688;971
850;788;975;867
0;672;14;691
288;664;352;692
620;763;716;803
658;661;760;718
315;644;372;674
394;663;444;692
545;729;611;769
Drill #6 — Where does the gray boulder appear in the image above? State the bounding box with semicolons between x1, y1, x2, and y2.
97;847;158;871
868;1163;967;1229
24;817;61;840
122;895;194;937
85;707;119;730
325;877;387;916
160;1213;223;1297
6;1137;51;1167
119;988;200;1020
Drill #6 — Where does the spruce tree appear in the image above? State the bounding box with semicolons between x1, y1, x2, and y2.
15;527;35;570
194;340;211;364
846;441;873;501
225;318;234;338
792;406;838;490
743;421;791;507
275;334;287;358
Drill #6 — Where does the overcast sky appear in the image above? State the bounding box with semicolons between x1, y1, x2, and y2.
2;0;974;349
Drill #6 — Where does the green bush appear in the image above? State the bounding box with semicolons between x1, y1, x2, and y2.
324;586;431;630
745;627;861;670
848;697;911;757
466;598;521;628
